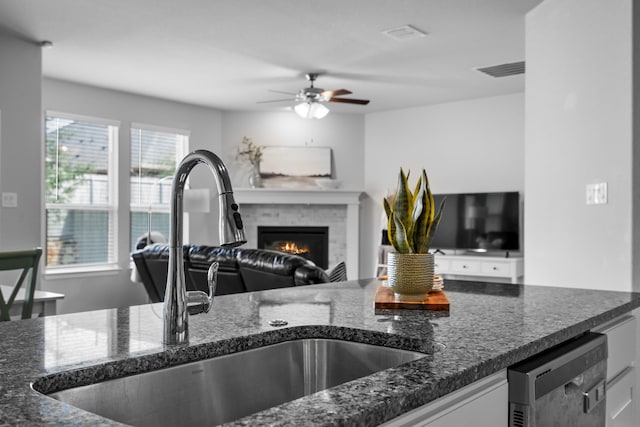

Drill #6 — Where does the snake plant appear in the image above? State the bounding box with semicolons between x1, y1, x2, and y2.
383;168;446;254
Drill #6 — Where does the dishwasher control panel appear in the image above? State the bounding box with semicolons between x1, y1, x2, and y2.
508;332;607;427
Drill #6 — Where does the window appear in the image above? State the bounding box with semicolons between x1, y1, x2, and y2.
44;115;189;272
129;125;188;252
45;114;118;268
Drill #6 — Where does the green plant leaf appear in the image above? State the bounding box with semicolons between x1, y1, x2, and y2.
393;168;413;227
387;205;397;249
411;173;429;253
413;175;422;202
415;170;435;253
423;169;435;226
392;212;412;253
383;197;392;220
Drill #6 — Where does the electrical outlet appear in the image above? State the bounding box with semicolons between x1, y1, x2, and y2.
1;192;17;208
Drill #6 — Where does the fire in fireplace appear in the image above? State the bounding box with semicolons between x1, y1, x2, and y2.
257;226;329;269
276;241;310;256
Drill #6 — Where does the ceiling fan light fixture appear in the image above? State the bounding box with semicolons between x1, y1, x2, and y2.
294;101;329;119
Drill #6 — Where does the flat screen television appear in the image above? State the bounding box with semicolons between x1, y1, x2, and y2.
430;191;521;253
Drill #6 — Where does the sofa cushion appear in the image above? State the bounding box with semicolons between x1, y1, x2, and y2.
131;244;330;302
234;249;310;274
295;264;331;286
326;261;347;282
235;248;329;290
188;245;238;270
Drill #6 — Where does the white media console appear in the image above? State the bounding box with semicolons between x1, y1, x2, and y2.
376;246;524;284
434;254;524;284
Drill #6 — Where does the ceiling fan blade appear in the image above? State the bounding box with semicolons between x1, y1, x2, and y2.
329;97;370;105
256;98;293;104
268;89;298;96
321;89;352;97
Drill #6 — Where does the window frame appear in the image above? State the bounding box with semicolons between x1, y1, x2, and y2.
129;123;189;252
44;111;120;274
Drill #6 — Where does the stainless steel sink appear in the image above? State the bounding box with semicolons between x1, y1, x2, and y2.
46;338;426;426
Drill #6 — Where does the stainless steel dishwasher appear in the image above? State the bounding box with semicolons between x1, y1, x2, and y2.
508;331;607;427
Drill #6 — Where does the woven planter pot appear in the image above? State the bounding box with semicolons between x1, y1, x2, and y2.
387;252;434;300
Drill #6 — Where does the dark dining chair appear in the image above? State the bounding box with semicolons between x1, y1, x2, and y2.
0;248;43;321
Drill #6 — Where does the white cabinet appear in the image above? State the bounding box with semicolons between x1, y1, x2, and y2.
380;370;507;427
448;259;481;274
435;255;524;284
594;313;638;427
376;248;524;284
606;367;635;427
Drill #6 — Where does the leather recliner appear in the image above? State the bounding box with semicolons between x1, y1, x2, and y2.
131;244;330;302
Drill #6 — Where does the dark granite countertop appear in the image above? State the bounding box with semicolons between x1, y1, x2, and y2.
1;278;639;426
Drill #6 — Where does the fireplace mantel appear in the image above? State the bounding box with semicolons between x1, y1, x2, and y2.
234;188;364;205
233;188;364;279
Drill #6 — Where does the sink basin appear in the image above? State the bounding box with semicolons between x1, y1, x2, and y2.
46;338;426;426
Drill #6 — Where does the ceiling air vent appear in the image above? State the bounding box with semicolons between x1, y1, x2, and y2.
476;61;525;78
381;25;428;41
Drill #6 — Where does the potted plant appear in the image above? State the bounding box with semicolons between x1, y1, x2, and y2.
236;136;263;188
383;168;446;299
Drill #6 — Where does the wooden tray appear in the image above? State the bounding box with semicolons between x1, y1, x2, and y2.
374;286;450;311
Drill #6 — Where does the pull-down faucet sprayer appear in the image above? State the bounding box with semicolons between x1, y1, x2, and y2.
164;150;246;345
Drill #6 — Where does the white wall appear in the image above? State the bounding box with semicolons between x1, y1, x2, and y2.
220;111;365;190
525;0;636;291
43;78;225;313
363;93;524;277
634;6;640;288
0;34;42;252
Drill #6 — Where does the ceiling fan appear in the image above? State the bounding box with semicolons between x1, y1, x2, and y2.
259;73;370;119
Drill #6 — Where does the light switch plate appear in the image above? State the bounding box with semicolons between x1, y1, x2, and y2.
1;192;17;208
586;183;607;205
594;182;607;204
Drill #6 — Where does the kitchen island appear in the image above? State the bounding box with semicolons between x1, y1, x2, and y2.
1;278;639;426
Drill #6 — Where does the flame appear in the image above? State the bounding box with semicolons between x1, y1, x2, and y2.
277;241;310;255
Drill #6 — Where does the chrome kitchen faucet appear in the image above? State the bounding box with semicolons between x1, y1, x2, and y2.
164;150;246;345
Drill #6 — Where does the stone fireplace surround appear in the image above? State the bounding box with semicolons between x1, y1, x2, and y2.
233;189;364;280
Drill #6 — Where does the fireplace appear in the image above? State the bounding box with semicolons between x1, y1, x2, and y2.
234;189;362;280
257;226;329;269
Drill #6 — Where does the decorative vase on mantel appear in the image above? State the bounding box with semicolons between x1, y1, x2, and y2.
248;162;262;188
387;252;434;300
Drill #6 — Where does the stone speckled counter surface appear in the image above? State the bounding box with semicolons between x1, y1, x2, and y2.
1;278;639;426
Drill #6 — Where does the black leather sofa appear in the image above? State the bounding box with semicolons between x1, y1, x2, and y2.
131;244;331;302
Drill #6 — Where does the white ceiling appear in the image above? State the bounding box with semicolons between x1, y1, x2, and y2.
0;0;542;114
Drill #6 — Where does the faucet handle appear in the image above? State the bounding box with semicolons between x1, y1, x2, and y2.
207;261;219;298
186;262;218;315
